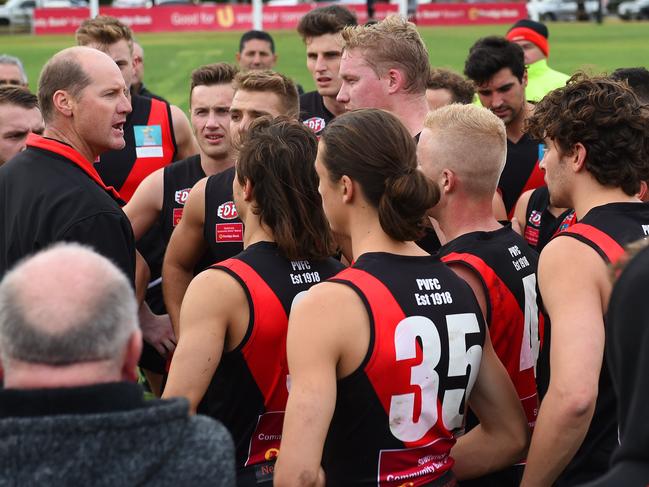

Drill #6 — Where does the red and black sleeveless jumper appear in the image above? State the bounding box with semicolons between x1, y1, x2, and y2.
323;252;486;487
198;241;344;484
439;225;542;430
552;202;649;486
96;94;178;371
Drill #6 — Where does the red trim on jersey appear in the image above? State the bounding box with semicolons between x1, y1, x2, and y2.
558;222;626;264
218;258;289;412
441;252;540;427
552;211;577;238
509;164;546;219
335;267;454;451
118;98;176;202
26;133;122;201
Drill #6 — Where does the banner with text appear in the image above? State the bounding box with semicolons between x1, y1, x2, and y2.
33;3;525;35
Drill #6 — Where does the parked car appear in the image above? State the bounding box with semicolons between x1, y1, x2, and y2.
618;0;649;18
527;0;601;20
0;0;35;26
0;0;87;26
111;0;152;7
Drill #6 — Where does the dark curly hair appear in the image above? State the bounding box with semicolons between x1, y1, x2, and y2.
526;73;649;196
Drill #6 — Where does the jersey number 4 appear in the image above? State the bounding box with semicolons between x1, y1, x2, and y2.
389;313;482;443
520;274;540;373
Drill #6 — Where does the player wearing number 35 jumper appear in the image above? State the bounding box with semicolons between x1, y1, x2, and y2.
162;117;342;486
275;109;529;487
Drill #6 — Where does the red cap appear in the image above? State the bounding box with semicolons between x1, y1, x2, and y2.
507;26;549;58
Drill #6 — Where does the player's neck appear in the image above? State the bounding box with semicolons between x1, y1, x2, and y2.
43;125;97;163
390;94;428;137
572;183;641;220
200;152;235;176
506;102;534;143
437;198;502;243
322;94;346;117
241;215;274;250
348;209;428;261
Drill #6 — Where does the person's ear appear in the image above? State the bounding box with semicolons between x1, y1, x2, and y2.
52;90;74;118
121;330;142;383
572;142;587;172
341;175;354;204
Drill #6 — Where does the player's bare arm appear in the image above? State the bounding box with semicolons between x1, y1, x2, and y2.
521;236;608;487
512;189;534;236
170;104;199;160
123;168;164;240
162;177;209;336
447;263;488;320
451;329;529;479
162;267;247;412
275;282;366;487
493;191;508;221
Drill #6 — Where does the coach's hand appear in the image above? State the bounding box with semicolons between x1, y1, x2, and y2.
138;303;177;357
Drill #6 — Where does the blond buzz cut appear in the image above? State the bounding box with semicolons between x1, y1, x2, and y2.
341;14;429;95
423;103;507;198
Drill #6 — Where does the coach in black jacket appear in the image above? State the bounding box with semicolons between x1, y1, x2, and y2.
0;46;135;281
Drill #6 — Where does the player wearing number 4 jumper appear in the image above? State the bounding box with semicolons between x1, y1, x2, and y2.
275;109;528;487
520;75;649;487
419;103;542;487
163;117;342;486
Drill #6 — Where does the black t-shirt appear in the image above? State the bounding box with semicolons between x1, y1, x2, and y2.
0;135;135;284
299;91;335;137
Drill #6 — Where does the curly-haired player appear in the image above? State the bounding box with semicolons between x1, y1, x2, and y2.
521;74;649;487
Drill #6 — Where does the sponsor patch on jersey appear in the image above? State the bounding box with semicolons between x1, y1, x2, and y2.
174;188;192;205
172;208;183;227
217;200;238;220
378;441;453;486
216;222;243;242
245;411;284;467
303;117;326;134
524;226;540;247
529;210;542;226
134;124;163;158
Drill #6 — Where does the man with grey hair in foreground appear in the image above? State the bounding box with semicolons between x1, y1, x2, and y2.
0;243;235;486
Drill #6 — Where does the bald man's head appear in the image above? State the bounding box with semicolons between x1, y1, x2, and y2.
0;243;138;368
37;46;118;123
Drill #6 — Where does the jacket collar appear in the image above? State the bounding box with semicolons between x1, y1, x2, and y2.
26;133;123;202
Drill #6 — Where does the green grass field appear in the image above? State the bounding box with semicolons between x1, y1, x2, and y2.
2;20;648;113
